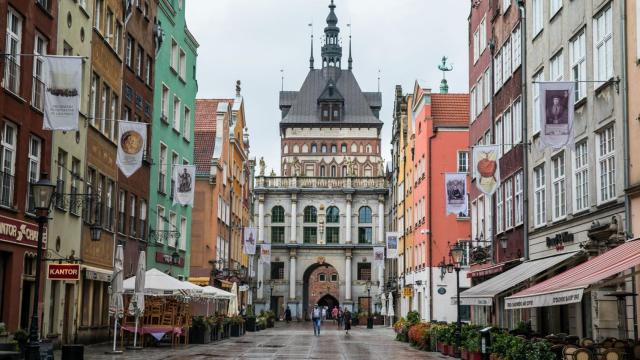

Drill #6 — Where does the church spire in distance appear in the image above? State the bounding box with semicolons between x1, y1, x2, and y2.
347;23;353;70
309;23;314;69
321;0;342;69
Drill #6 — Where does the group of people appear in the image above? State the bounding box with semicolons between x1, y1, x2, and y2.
310;304;352;336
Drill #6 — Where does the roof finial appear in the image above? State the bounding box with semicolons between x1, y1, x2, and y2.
235;80;241;96
309;23;314;69
347;23;353;70
437;56;453;94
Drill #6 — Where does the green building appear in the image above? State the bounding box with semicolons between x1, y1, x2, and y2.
148;0;199;278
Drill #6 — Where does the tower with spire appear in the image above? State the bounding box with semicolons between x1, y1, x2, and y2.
321;0;342;69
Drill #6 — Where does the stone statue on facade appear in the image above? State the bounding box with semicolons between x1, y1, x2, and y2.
259;157;266;176
293;157;301;176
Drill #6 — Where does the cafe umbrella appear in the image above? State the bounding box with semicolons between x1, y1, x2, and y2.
128;250;146;349
108;245;125;354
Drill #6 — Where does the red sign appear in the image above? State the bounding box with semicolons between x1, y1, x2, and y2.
48;264;80;280
0;215;46;248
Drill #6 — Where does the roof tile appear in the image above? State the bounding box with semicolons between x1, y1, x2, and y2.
431;93;469;126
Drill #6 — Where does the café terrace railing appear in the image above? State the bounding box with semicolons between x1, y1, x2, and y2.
255;176;387;190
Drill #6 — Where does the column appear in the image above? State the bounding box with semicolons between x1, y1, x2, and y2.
290;194;297;243
258;195;265;243
289;252;296;299
378;196;384;244
345;194;352;244
345;251;352;300
257;260;264;300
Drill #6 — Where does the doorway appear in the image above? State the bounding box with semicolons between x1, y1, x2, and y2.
62;284;74;344
317;294;339;319
302;263;340;320
270;296;284;320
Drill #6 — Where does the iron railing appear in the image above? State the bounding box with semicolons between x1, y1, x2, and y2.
2;57;20;94
32;76;45;110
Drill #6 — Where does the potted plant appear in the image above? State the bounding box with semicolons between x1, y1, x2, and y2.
408;322;429;350
265;310;276;328
190;316;211;344
0;323;8;344
490;331;512;360
245;306;257;332
229;315;245;337
461;325;481;360
12;329;28;354
257;316;267;330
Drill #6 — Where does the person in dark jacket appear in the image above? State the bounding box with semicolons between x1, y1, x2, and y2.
285;306;292;323
343;307;352;335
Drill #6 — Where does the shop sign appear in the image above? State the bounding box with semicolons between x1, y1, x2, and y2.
0;215;46;248
155;251;184;267
402;287;412;297
546;232;574;250
47;264;80;280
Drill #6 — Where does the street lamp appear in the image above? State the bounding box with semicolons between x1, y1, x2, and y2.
26;177;55;360
449;242;464;359
366;280;373;329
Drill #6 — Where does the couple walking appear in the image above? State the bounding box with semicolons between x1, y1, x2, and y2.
311;304;352;336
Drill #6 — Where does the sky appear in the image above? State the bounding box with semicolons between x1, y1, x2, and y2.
186;0;469;174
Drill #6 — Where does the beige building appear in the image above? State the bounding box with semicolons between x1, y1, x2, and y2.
42;0;93;345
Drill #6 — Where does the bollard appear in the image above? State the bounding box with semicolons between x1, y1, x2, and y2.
479;327;493;360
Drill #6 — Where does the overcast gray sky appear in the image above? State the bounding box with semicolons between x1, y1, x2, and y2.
186;0;469;174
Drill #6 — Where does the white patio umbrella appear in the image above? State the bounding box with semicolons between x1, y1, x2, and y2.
123;268;200;296
227;282;239;316
108;245;124;354
380;292;387;316
387;292;395;322
181;280;207;297
202;286;235;316
127;251;145;349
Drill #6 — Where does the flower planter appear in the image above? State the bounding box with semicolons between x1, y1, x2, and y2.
245;317;257;332
437;342;444;353
189;326;211;344
468;351;482;360
230;324;241;337
443;345;450;355
461;350;469;360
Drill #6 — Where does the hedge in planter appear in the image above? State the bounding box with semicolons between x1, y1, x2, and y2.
190;316;211;344
491;331;555;360
229;315;245;337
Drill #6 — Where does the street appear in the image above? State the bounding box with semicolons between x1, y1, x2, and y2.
68;322;441;359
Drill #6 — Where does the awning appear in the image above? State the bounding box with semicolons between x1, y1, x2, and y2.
189;277;210;286
457;252;578;306
506;240;640;309
83;265;113;282
467;263;504;279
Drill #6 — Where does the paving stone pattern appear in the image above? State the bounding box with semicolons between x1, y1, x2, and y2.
66;321;445;359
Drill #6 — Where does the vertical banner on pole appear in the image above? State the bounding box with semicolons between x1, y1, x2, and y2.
539;81;575;149
386;232;398;259
116;121;146;177
373;247;385;269
43;56;82;131
472;145;500;195
445;173;468;217
259;243;271;264
243;227;256;255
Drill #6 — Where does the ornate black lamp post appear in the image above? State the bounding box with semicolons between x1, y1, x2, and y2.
25;178;56;360
440;242;465;359
366;280;373;329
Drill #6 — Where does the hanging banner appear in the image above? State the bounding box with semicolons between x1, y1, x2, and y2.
243;227;257;255
373;247;385;269
386;232;398;259
116;121;146;177
539;81;575;149
445;173;468;216
473;145;501;195
172;165;196;206
43;56;82;131
259;244;271;264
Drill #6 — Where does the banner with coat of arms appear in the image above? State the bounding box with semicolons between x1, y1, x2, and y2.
259;243;271;264
172;165;196;206
472;144;500;195
243;227;256;255
116;121;147;177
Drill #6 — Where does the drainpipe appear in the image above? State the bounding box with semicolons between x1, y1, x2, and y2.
428;127;437;321
518;0;529;261
619;0;637;340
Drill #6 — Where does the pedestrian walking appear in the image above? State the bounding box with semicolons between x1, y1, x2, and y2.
343;307;351;335
331;306;339;326
285;306;292;323
338;308;344;328
311;304;322;336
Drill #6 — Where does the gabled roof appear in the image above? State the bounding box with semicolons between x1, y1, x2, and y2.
431;93;469;127
279;69;382;127
194;99;232;176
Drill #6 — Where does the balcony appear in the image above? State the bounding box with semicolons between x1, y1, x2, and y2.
2;57;20;94
255;176;387;190
32;76;45;111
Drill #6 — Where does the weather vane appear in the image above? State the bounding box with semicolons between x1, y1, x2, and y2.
438;56;453;94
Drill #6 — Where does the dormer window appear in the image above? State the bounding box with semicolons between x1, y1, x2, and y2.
320;102;341;121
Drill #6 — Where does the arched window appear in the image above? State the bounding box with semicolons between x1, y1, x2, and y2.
299;144;306;153
311;144;317;153
326;206;339;223
358;206;372;244
331;144;337;153
364;165;372;177
341;144;347;153
321;144;327;153
366;144;372;153
320;165;326;177
283;145;289;154
331;166;336;177
342;166;347;177
351;143;358;153
271;206;285;243
303;206;317;243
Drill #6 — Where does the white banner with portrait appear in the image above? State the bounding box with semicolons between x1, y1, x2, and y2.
259;244;271;264
386;232;399;259
445;173;468;216
243;227;257;255
116;121;146;177
472;145;501;195
539;81;575;149
373;247;385;269
43;56;82;131
172;165;196;206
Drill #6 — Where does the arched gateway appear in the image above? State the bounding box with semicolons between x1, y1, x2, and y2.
303;263;339;320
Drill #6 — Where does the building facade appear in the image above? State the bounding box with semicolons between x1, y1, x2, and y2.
42;0;93;345
0;0;56;334
253;1;386;320
148;0;198;278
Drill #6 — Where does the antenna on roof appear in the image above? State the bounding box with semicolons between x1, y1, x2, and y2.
281;69;284;91
309;22;314;69
377;69;381;92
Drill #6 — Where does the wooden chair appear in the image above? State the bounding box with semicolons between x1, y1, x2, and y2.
580;338;595;348
147;299;163;325
573;348;594;360
612;340;626;352
602;338;616;349
600;349;621;360
564;345;579;360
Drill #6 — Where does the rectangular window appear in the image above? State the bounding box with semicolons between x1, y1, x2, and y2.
4;7;22;93
161;85;169;119
94;0;103;31
532;71;544;134
594;6;613;87
550;0;562;17
574;141;589;212
158;143;167;193
105;180;113;229
145;55;152;85
550;51;564;81
326;227;339;244
109;94;117;140
515;171;523;225
476;77;483;116
303;227;317;244
479;17;486;53
136;45;143;76
495;117;503;157
494;50;503;92
534;165;546;227
105;9;113;43
179;217;186;250
100;83;110;132
169;212;177;247
552;152;566;220
56;150;67;209
496;184;504;233
89;73;99;123
513;98;522;144
32;33;48;110
129;195;137;237
114;22;122;55
156;205;164;241
503;0;511;12
83;168;95;222
271;262;285;280
139;200;147;239
570;30;587;101
503;108;512;153
458;151;469;173
597;126;615;203
503;38;512;81
170;152;178;199
357;263;371;281
125;36;133;67
512;24;521;69
505;178;513;229
173;96;181;131
179;49;186;79
358;227;372;244
171;39;178;70
271;227;285;243
473;29;480;64
183;107;191;141
483;68;491;106
26;136;42;212
118;190;126;234
470;86;476;120
533;0;543;36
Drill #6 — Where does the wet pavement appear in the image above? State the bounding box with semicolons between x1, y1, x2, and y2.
65;321;444;359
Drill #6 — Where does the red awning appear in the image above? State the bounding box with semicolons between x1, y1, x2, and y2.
468;263;504;278
505;240;640;309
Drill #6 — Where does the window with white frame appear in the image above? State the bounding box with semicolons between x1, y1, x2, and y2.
503;108;512;153
470;86;476;120
136;45;143;77
480;17;486;53
505;178;513;229
503;0;511;12
533;0;543;36
169;212;177;247
574;140;589;212
179;217;186;250
173;96;180;131
484;68;491;106
32;33;48;110
532;71;544;134
496;185;504;233
513;98;522;144
495;117;503;157
159;143;167;193
597;126;615;203
161;85;169;119
183;107;191;141
534;164;546;227
179;48;186;79
458;151;469;173
494;50;503;92
170;39;178;70
105;9;113;43
94;0;103;31
4;7;22;93
503;38;512;81
570;30;587;101
550;51;564;81
551;0;562;17
0;122;17;206
125;36;133;67
90;73;98;122
515;171;523;225
473;28;480;64
27;136;41;212
552;152;566;220
512;24;521;69
476;77;483;116
594;6;613;87
156;205;164;240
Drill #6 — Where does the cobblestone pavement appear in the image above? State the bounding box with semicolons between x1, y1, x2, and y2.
63;321;445;359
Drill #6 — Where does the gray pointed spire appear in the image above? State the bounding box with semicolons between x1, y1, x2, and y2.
310;34;315;69
348;31;353;70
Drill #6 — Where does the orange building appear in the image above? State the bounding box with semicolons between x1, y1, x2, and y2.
402;81;471;322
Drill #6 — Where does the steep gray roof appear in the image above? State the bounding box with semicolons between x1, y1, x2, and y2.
279;69;382;127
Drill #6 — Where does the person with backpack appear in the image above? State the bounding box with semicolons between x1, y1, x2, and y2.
343;307;352;335
311;304;322;336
